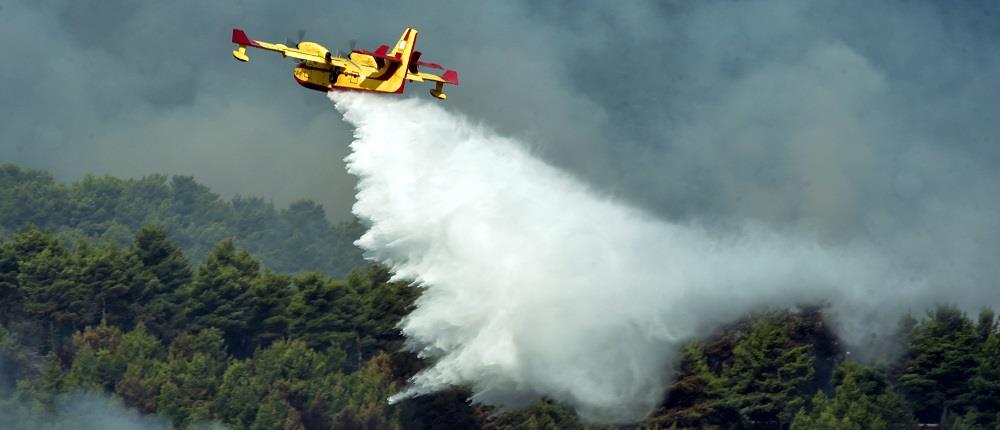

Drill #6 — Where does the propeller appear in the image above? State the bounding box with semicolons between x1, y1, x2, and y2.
337;40;361;69
337;39;359;58
336;39;366;76
286;29;306;47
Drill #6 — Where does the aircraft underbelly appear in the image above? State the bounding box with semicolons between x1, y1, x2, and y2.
293;65;401;93
292;65;332;92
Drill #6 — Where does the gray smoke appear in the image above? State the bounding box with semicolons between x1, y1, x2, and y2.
0;392;185;430
1;0;997;422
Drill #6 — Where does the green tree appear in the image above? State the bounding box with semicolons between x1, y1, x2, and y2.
328;353;401;429
115;363;160;414
286;273;358;357
961;333;1000;427
245;272;293;350
214;360;259;427
154;330;228;428
14;229;74;348
62;346;104;392
899;305;979;423
107;324;163;413
976;308;996;343
792;361;916;430
640;344;735;429
0;165;67;231
69;243;136;328
0;325;28;391
128;226;191;338
131;225;192;291
489;399;593;430
252;391;304;430
33;352;66;411
351;266;419;364
65;323;124;391
721;312;815;427
180;239;259;356
0;243;22;325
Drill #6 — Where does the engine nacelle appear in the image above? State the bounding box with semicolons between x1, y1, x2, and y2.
296;41;330;58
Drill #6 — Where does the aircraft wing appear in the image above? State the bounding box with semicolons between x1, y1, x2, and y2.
411;70;460;85
232;29;359;72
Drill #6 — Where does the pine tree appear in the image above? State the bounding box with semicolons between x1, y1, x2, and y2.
976;308;997;343
721;312;815;426
792;362;916;430
154;336;226;428
251;391;301;430
129;225;192;337
0;242;22;325
69;244;135;328
899;305;979;423
67;323;125;391
105;323;163;411
961;333;1000;427
215;361;261;427
36;352;65;411
62;345;103;392
641;344;735;428
352;266;420;363
245;272;293;351
14;229;74;348
491;399;588;430
286;273;359;357
180;239;259;355
115;363;159;414
131;225;192;292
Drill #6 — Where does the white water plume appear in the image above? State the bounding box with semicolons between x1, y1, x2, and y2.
332;92;913;423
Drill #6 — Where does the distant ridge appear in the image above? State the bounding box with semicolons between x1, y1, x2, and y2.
0;163;365;277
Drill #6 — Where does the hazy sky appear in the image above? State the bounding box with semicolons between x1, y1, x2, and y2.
2;1;999;422
1;1;999;305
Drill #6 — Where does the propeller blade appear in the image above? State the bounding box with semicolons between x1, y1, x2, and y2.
286;29;306;47
349;39;357;51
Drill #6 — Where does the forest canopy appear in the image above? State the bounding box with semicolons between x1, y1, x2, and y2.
0;164;364;278
0;164;997;429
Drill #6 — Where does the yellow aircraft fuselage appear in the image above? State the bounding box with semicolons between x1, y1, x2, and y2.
232;28;458;100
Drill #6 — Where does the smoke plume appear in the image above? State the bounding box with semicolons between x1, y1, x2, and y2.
333;93;914;423
0;392;180;430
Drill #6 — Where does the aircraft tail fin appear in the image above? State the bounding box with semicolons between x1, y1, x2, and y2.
382;28;418;93
389;28;418;63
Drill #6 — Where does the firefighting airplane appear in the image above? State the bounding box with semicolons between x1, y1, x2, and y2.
231;27;459;100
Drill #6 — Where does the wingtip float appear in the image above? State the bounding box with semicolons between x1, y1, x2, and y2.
231;27;459;100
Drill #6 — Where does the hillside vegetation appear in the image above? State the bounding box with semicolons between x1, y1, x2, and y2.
0;164;997;429
0;164;364;278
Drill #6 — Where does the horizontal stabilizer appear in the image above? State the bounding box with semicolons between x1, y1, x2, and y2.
232;28;257;47
356;44;401;63
412;69;460;86
416;61;444;70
